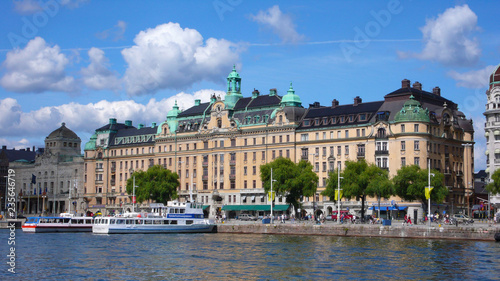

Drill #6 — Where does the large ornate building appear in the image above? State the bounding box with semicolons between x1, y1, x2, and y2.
484;64;500;205
11;123;84;215
84;67;474;219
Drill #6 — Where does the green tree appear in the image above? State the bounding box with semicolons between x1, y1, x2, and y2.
392;165;447;212
126;165;179;204
260;157;318;216
486;169;500;196
365;165;394;219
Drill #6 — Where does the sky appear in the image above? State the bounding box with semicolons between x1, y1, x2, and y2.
1;0;499;171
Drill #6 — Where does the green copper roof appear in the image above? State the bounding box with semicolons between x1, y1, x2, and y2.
167;101;181;118
280;82;302;107
84;133;97;151
227;65;240;79
394;95;430;123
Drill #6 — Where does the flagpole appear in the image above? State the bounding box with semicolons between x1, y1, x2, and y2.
37;183;40;215
337;163;341;225
428;158;431;228
28;183;31;215
270;168;273;223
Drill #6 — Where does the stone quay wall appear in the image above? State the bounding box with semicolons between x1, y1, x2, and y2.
217;222;500;241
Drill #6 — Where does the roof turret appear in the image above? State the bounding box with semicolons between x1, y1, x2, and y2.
280;82;302;107
394;95;430;123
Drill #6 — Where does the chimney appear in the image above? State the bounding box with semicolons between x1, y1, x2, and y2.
2;145;6;150
27;147;30;152
125;120;132;126
109;118;117;125
310;102;320;108
402;79;411;88
412;81;422;91
354;96;362;106
138;124;144;129
252;88;260;99
269;88;277;96
195;99;201;106
433;86;441;96
33;145;35;152
151;122;157;127
332;99;339;108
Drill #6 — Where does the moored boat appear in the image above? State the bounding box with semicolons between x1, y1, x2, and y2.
22;213;94;233
92;201;216;234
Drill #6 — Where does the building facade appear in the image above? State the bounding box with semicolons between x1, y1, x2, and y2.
483;64;500;205
84;68;474;219
11;123;84;216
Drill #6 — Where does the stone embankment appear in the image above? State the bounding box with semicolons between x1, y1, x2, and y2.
217;221;500;241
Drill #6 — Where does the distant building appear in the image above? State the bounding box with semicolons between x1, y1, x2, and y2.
483;64;500;205
10;123;84;216
84;67;474;219
0;146;41;214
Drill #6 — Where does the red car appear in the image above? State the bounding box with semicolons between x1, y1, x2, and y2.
331;210;354;221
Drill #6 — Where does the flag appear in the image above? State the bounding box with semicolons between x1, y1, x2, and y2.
335;190;343;201
132;196;136;204
31;174;36;184
268;191;275;202
425;187;434;200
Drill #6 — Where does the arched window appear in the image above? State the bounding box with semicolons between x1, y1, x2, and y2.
217;119;222;128
377;128;386;139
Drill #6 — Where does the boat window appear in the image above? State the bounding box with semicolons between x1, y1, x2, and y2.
186;220;193;225
154;220;162;225
110;219;116;224
117;219;125;224
86;219;92;224
180;209;185;214
170;220;177;225
136;219;142;225
64;218;70;223
126;219;133;225
145;220;152;225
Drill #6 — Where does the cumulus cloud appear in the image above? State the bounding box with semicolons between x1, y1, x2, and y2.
122;22;242;96
448;65;497;88
96;20;127;41
0;89;226;140
399;5;480;67
80;47;121;91
0;37;76;93
250;5;304;43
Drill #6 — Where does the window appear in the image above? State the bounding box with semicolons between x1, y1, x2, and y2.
356;129;360;137
244;167;247;176
304;120;310;126
414;124;419;132
316;133;319;140
401;141;406;151
253;166;256;175
345;145;349;155
244;180;247;189
262;151;265;160
279;136;282;143
401;124;405;133
253;152;256;161
345;130;349;138
272;136;276;143
414;157;420;166
253;180;256;189
322;147;327;156
359;114;366;121
414;141;420;151
323;132;326;139
244;152;247;161
301;134;309;141
337;146;341;155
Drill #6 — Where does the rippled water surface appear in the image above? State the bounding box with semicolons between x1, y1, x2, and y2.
1;230;499;280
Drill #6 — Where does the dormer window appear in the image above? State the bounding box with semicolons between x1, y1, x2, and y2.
349;115;354;122
254;116;260;123
304;120;310;126
315;118;319;125
359;114;366;121
323;117;328;124
340;116;345;123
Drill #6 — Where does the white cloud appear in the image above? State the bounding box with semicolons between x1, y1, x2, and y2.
400;5;480;67
471;115;487;171
0;37;76;93
13;0;43;14
0;138;32;150
250;5;304;43
96;20;127;41
0;89;226;140
122;22;242;96
81;47;121;91
448;65;496;88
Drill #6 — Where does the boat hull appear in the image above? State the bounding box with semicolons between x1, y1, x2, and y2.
93;224;216;234
22;225;92;233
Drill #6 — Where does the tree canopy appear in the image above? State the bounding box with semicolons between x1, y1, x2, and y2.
486;169;500;195
322;159;392;219
126;165;179;204
392;165;447;206
260;157;318;215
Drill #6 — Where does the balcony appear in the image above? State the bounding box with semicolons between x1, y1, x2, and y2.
229;174;236;180
202;175;208;181
111;166;116;173
456;171;463;177
95;179;103;184
110;180;116;186
375;150;389;156
445;153;449;159
95;167;104;172
202;161;209;167
230;160;236;166
357;152;365;159
443;169;452;176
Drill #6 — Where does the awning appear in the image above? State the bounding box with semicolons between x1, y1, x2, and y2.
241;196;246;200
369;206;407;211
251;196;255;201
495;130;500;136
202;205;210;210
222;204;290;211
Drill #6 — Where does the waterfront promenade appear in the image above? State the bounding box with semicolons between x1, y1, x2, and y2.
217;219;500;241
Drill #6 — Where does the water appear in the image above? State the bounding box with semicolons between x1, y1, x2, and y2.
1;230;499;280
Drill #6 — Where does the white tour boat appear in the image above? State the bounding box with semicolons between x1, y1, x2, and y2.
92;201;216;234
22;213;94;233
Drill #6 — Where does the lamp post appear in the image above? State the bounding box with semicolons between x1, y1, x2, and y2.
270;168;277;223
337;162;343;225
462;143;473;217
309;153;318;220
129;168;136;213
427;158;435;228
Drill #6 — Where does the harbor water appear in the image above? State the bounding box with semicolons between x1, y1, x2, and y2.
1;230;499;280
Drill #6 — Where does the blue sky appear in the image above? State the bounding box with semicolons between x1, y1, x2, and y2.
1;0;499;171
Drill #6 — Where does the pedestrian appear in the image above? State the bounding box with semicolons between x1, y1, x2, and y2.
407;215;412;225
403;214;408;225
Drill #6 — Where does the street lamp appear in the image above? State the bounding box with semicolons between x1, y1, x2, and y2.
462;143;473;217
337;162;343;225
427;158;435;228
129;168;136;213
270;167;277;223
309;153;318;220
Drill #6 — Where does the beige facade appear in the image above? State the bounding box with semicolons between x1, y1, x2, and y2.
83;69;474;219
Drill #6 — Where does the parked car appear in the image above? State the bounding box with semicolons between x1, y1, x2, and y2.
331;210;354;221
452;214;474;224
239;214;257;221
